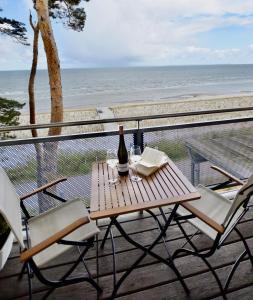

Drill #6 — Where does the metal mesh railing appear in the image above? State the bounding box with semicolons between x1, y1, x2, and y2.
0;133;133;215
1;111;253;215
144;119;253;186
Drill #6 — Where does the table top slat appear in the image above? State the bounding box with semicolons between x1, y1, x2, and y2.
138;178;155;202
120;176;132;206
159;167;181;196
149;173;167;199
128;169;145;204
107;167;119;208
153;171;174;198
98;163;106;211
124;172;140;205
90;163;99;212
145;174;163;200
165;165;189;195
167;159;197;193
135;177;151;203
114;176;127;207
103;164;113;210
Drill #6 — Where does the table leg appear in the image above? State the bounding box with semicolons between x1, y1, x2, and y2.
159;207;167;223
100;219;114;249
110;204;189;299
96;222;100;300
109;226;117;288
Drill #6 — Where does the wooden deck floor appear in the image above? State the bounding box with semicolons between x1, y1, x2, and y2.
1;206;253;300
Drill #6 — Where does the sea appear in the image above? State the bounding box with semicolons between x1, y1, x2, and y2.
1;64;253;113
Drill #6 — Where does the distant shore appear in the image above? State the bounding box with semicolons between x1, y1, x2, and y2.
17;94;253;138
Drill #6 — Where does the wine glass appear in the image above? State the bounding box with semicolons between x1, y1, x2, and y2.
106;150;119;184
130;145;142;182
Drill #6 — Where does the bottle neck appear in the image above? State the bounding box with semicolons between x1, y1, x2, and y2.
119;129;123;135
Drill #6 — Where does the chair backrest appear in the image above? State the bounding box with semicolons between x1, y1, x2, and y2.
223;174;253;227
0;167;25;249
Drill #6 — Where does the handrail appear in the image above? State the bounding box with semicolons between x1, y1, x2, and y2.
0;106;253;133
1;115;253;146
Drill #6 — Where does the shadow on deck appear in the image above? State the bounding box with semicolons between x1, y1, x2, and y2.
1;206;253;300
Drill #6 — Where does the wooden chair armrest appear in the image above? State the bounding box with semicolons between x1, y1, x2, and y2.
20;177;67;201
181;202;225;234
20;216;89;262
211;166;244;185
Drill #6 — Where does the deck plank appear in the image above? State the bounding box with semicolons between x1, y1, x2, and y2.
1;209;253;299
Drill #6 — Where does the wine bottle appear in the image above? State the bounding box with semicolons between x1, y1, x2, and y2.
117;125;129;176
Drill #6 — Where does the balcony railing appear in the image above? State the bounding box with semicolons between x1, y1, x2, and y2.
0;106;253;215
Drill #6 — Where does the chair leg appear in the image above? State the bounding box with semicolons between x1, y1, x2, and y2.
26;263;33;300
224;250;247;292
173;222;227;299
77;244;93;278
223;227;253;292
173;248;227;300
19;260;33;299
175;218;199;252
96;232;100;300
38;242;102;300
200;255;227;300
235;227;253;268
42;277;102;300
18;262;27;280
109;227;117;288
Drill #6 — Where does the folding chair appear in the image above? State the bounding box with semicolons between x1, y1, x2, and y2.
172;166;253;300
0;167;102;299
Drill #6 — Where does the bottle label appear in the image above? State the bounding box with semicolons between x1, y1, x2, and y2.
118;163;129;172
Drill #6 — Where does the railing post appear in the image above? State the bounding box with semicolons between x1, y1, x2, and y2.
133;130;144;152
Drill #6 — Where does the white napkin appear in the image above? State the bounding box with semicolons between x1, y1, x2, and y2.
130;147;168;176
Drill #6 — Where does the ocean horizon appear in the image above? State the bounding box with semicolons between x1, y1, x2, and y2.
1;64;253;113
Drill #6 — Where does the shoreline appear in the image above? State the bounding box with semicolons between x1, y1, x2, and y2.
19;91;253;115
17;94;253;138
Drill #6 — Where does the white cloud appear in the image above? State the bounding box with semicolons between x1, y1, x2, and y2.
186;46;211;54
2;0;253;69
0;37;31;70
55;0;253;67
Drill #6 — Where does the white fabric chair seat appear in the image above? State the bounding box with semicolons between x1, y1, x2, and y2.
29;199;99;267
177;185;244;240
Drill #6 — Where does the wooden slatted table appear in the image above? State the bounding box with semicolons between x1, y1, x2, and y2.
90;159;200;220
90;159;200;299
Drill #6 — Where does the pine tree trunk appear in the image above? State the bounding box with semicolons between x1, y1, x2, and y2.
35;0;64;210
35;0;63;136
28;17;39;139
28;17;46;213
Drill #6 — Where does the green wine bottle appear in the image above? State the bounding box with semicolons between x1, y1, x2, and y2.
117;125;129;176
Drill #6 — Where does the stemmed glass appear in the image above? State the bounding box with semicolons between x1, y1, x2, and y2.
130;145;142;182
106;150;119;184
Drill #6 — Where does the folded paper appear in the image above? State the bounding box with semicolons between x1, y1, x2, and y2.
130;147;168;176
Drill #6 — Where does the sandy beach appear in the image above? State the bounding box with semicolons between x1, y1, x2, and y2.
16;94;253;138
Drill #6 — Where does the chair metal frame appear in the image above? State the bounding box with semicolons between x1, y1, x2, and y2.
172;166;253;300
17;178;102;300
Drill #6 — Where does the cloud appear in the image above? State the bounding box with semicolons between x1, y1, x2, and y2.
2;0;253;69
55;0;253;67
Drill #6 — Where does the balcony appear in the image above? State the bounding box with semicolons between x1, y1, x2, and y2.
1;107;253;299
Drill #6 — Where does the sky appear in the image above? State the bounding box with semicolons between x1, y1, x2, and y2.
2;0;253;70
